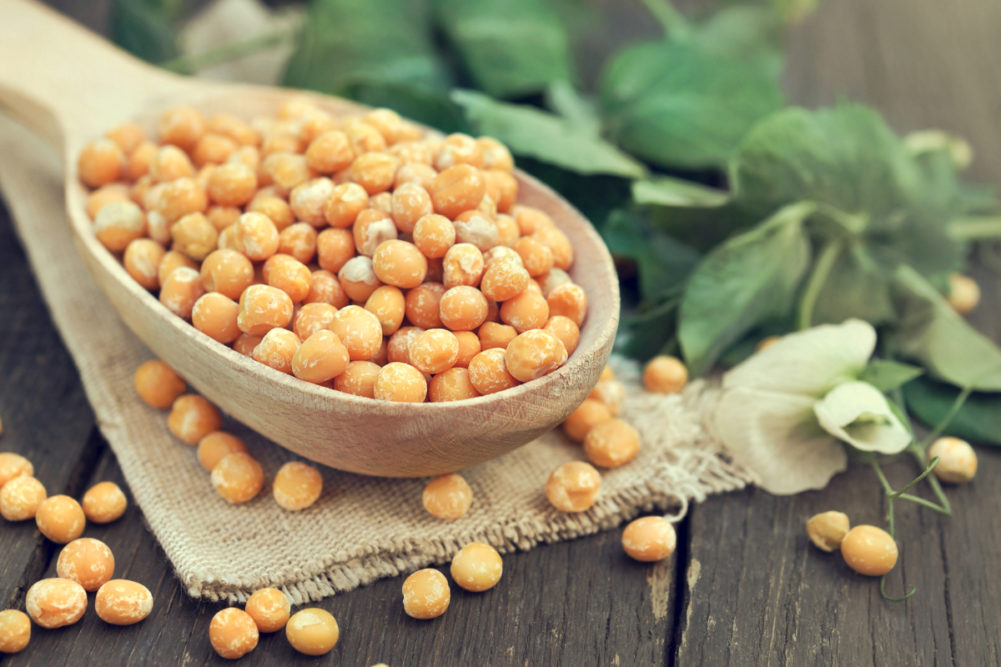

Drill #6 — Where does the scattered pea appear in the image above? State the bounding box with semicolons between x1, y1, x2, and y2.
402;569;450;620
450;542;503;592
545;461;601;513
928;436;977;483
82;481;128;523
25;578;87;629
642;356;688;394
584;419;640;468
563;399;613;443
422;473;473;520
168;394;223;445
0;609;30;654
273;461;323;511
209;607;259;659
947;273;980;314
621;516;676;562
0;476;46;521
286;608;340;656
197;432;248;472
587;380;625;416
840;525;898;576
95;579;154;626
56;538;115;591
212;452;264;504
245;587;291;633
806;511;850;552
0;452;33;489
35;495;86;543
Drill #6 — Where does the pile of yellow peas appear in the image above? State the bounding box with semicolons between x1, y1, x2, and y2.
134;359;324;508
0;451;152;655
78;101;589;403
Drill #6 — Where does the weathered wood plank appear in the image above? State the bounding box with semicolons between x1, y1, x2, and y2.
0;197;105;612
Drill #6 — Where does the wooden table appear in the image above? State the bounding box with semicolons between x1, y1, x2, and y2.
2;1;999;663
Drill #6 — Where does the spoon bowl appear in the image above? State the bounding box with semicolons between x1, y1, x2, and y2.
0;0;619;477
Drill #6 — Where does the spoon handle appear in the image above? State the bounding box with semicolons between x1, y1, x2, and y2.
0;0;188;150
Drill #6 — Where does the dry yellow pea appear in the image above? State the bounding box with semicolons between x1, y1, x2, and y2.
286;608;340;656
642;356;688;394
212;452;265;504
133;360;187;409
584;418;640;469
0;452;33;488
35;495;86;544
25;578;88;629
56;537;115;592
82;481;128;523
245;587;291;633
402;569;450;620
95;579;154;626
622;516;676;562
167;394;223;445
928;436;978;484
197;432;248;472
450;542;503;592
805;511;850;552
545;461;601;513
209;607;260;659
273;461;323;511
0;476;47;521
421;473;472;520
563;399;612;443
0;609;31;654
840;525;898;576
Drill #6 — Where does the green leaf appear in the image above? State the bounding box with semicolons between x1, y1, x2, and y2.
731;105;917;218
632;176;729;208
811;244;896;326
731;105;967;281
858;360;924;393
679;202;814;375
692;6;783;76
813;381;912;454
604;210;700;305
433;0;571;98
110;0;191;63
599;41;782;169
904;378;1001;446
452;90;646;178
283;0;447;95
889;265;1001;390
544;81;600;133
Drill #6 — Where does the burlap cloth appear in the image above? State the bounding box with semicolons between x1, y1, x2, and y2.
0;116;753;604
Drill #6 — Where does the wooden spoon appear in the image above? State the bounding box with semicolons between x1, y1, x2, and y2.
0;0;619;477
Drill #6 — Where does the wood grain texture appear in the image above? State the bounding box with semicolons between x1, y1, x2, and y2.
0;0;619;477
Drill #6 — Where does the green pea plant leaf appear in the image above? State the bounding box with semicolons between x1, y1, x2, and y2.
889;265;1001;390
678;201;813;376
857;359;924;393
451;90;646;178
282;0;451;113
432;0;572;99
904;378;1001;447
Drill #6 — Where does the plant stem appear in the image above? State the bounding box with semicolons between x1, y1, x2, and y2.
797;239;843;330
915;385;972;451
896;493;952;515
880;575;917;602
161;27;296;74
638;0;692;39
947;215;1001;241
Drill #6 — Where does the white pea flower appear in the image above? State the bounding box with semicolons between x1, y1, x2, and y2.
714;319;911;495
